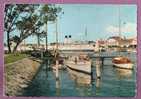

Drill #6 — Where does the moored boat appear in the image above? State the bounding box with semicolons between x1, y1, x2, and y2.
65;54;92;75
52;59;66;70
112;56;133;70
112;6;134;70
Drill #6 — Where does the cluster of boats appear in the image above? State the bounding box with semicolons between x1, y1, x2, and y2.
65;54;133;73
62;53;133;85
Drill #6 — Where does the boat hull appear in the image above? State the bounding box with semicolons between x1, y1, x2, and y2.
112;56;133;70
65;61;92;75
113;63;133;70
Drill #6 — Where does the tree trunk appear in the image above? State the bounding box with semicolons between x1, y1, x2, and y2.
37;35;40;48
7;32;11;53
13;42;20;53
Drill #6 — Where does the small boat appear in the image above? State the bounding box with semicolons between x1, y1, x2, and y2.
65;54;92;75
52;59;66;70
111;6;134;70
112;56;133;70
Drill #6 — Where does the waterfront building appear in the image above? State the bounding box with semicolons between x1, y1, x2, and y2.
107;36;137;52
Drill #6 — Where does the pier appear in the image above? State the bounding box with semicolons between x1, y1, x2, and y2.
59;51;119;65
90;53;118;65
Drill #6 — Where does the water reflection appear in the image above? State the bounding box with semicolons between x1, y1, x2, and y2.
56;79;61;96
67;68;91;85
115;68;133;79
22;52;136;97
42;61;49;77
95;78;101;95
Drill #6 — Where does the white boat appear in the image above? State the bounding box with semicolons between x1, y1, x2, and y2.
65;54;92;75
112;56;133;70
112;6;133;70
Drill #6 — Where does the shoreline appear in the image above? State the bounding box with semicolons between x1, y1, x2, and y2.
4;57;42;96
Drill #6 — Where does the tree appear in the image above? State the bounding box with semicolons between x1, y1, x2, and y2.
4;4;35;53
12;14;40;52
40;4;62;51
4;4;62;53
33;31;46;48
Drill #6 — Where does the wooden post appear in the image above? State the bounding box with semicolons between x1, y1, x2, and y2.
45;60;48;77
41;51;44;59
96;58;101;79
55;18;59;81
101;57;104;66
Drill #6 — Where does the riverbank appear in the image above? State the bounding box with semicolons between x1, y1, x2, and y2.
4;57;42;96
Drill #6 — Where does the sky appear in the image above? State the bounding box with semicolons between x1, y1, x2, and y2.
4;4;137;44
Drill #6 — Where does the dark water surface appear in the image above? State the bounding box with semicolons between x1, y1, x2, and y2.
22;52;136;97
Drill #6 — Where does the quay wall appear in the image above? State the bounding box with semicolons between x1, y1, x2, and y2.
4;57;42;96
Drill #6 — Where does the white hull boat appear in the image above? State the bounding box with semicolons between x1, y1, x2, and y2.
113;63;133;69
65;54;92;75
112;56;133;70
65;61;91;75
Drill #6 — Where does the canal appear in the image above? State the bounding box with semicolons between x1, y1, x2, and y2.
22;52;136;97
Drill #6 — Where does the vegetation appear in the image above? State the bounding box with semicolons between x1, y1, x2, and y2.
5;4;35;53
4;4;62;53
4;53;28;64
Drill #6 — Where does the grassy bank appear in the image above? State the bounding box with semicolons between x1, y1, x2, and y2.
5;57;42;96
4;53;28;64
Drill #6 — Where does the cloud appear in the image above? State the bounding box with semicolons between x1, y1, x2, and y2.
106;22;137;36
106;25;119;35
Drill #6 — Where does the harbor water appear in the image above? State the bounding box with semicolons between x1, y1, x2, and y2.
22;52;136;97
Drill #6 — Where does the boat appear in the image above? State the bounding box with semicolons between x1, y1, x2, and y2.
65;54;92;75
52;58;66;70
112;6;133;70
112;56;133;69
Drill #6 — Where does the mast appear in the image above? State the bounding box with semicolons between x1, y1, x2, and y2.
118;5;121;54
56;18;58;52
85;26;87;41
55;18;59;80
118;5;121;38
45;21;48;51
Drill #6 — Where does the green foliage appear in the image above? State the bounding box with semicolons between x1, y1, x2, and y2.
11;36;20;43
40;4;62;22
4;4;62;53
4;4;37;53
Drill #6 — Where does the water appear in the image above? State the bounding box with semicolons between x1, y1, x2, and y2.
22;52;136;97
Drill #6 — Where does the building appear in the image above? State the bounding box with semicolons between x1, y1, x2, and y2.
107;36;137;51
